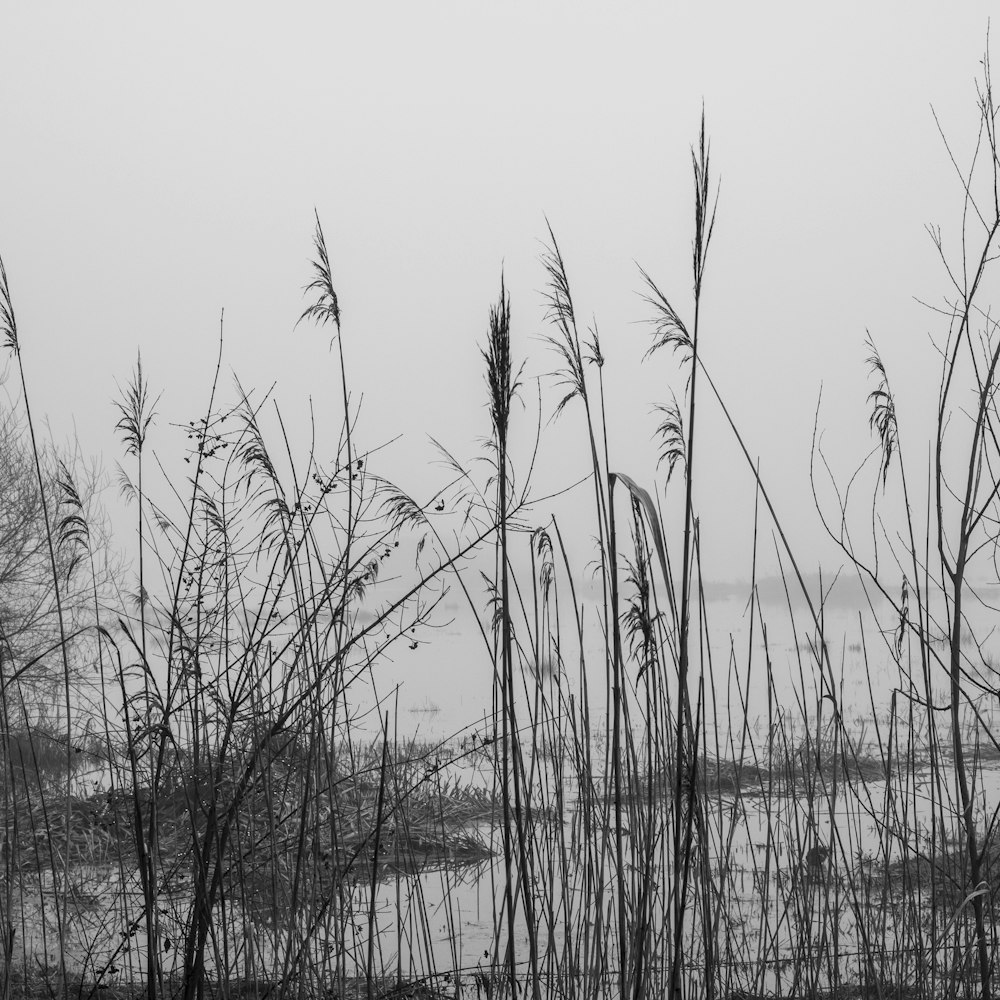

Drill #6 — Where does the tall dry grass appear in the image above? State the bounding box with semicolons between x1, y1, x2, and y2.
3;47;1000;1000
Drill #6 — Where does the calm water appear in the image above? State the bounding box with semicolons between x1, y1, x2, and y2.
10;585;1000;992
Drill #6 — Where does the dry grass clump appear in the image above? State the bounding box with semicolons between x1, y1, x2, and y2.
0;971;453;1000
776;736;888;787
724;987;925;1000
629;736;889;803
876;831;1000;909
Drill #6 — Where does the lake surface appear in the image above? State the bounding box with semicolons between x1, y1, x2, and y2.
8;583;1000;996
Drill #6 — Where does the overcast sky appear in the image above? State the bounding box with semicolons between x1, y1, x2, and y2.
0;5;996;582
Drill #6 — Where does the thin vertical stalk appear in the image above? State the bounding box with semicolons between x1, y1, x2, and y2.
0;255;74;999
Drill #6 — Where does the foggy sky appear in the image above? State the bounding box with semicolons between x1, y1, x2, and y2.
0;4;994;581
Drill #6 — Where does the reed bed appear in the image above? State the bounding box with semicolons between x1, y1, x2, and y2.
3;51;1000;1000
